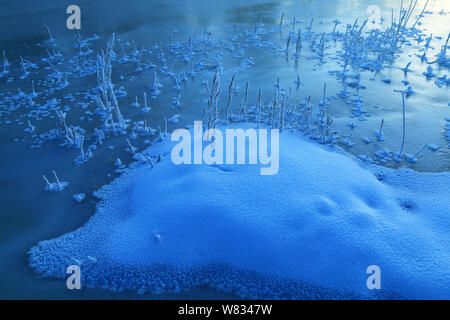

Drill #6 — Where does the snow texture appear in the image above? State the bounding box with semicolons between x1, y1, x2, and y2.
29;124;450;299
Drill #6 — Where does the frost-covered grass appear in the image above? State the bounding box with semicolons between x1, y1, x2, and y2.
1;0;448;172
29;123;450;299
0;0;448;299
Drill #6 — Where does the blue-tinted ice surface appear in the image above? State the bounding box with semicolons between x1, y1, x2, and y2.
29;124;450;299
0;0;446;299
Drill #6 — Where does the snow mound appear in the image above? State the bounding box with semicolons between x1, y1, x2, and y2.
29;125;450;299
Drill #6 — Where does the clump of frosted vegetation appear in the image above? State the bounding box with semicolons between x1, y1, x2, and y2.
42;171;68;192
73;136;94;166
72;193;85;203
201;70;337;145
55;110;86;149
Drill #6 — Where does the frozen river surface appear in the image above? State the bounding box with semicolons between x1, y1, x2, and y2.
0;0;448;299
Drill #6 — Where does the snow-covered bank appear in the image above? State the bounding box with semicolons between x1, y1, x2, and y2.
28;124;450;299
